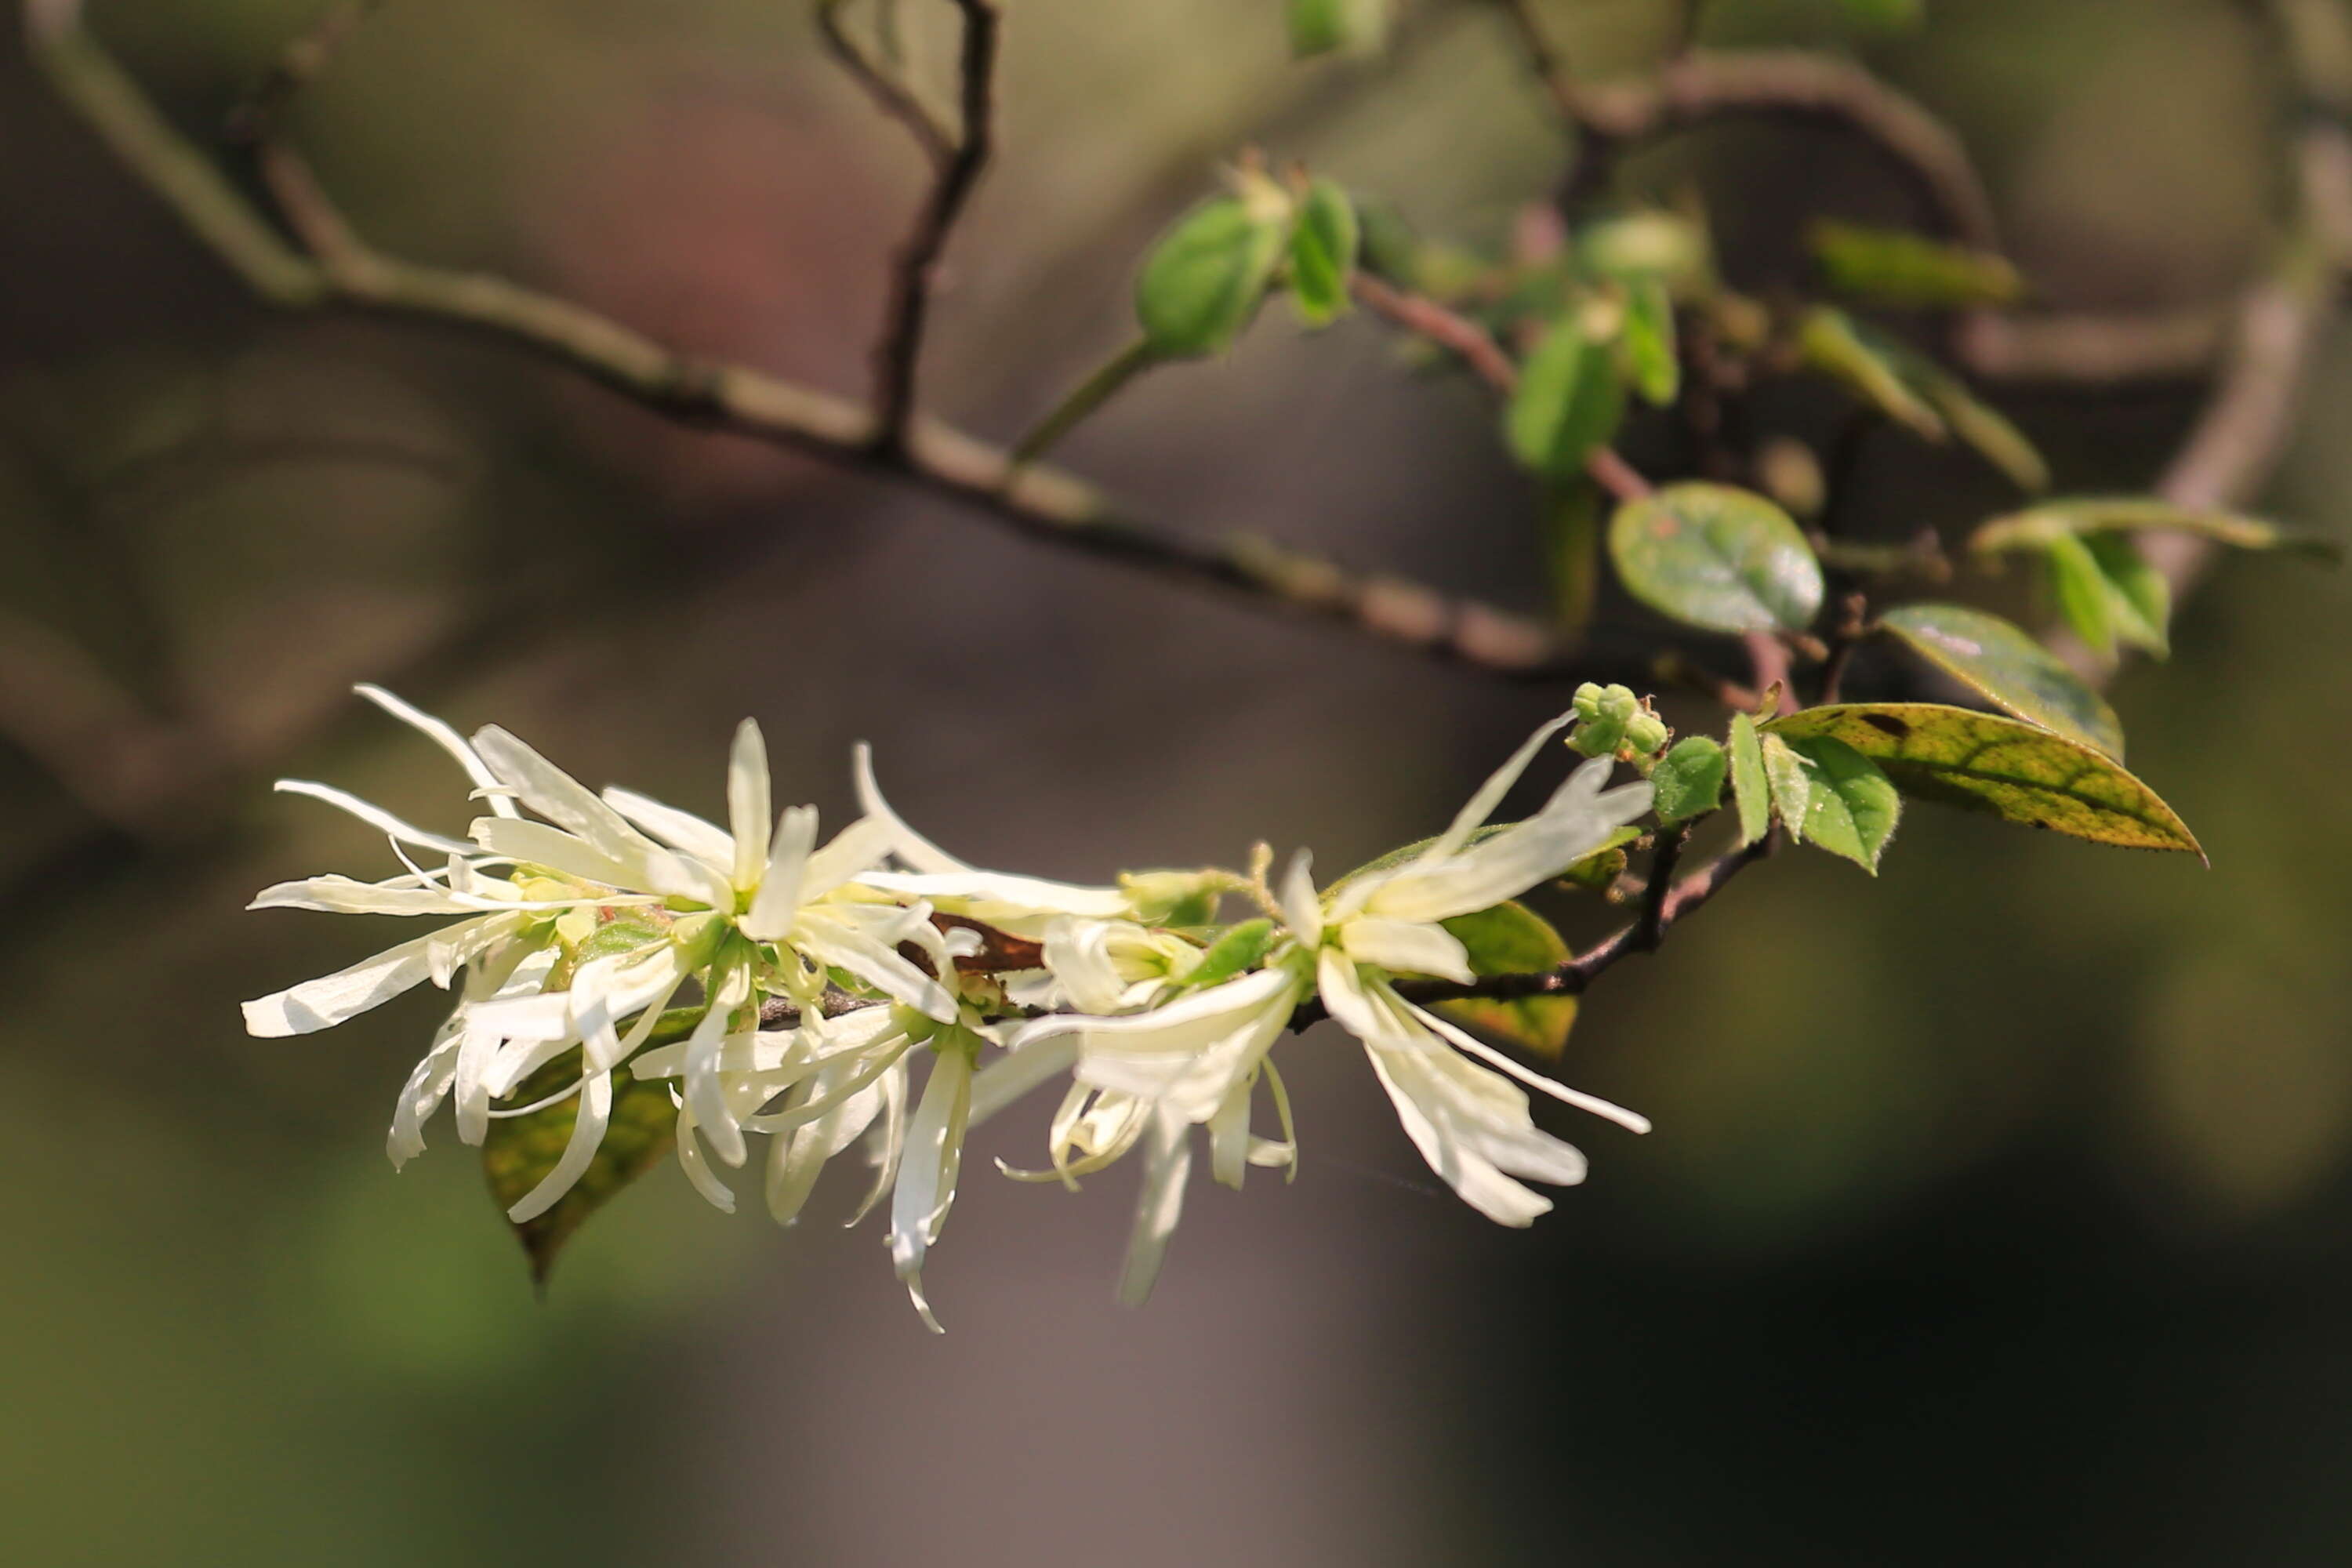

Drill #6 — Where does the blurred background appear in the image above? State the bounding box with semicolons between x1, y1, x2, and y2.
5;0;2350;1563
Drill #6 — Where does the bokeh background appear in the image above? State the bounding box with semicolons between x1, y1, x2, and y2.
5;0;2350;1563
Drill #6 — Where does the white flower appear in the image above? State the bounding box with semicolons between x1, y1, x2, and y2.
1295;712;1659;1225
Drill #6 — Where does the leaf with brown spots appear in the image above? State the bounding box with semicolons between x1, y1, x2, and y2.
1763;703;2201;858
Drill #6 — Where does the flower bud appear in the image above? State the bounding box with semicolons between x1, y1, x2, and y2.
1569;683;1641;756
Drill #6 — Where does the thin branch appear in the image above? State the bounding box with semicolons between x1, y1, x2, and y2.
23;0;1658;684
816;0;955;167
869;0;1000;453
1632;823;1687;951
222;0;381;147
1348;272;1655;500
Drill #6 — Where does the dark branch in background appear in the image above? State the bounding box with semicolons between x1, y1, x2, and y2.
867;0;1000;453
1494;2;1999;249
816;0;955;166
21;0;1650;684
15;0;2349;1019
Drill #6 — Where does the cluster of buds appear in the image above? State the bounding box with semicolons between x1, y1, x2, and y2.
1569;681;1672;767
245;688;1660;1327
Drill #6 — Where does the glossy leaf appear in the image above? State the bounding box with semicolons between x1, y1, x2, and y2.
1621;278;1679;405
1505;314;1625;478
1879;603;2125;757
1973;498;2344;561
1760;732;1900;873
483;1046;686;1287
1809;220;2020;308
1608;481;1825;633
1730;711;1770;846
1435;901;1577;1062
1288;0;1391;58
1652;735;1727;824
1135;188;1293;358
1763;703;2202;856
1288;178;1359;327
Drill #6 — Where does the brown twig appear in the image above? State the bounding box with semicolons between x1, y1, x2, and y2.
868;0;1000;452
1347;272;1655;501
21;0;1658;684
815;0;955;167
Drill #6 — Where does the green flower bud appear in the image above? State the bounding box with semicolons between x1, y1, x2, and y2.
1570;683;1642;756
1624;712;1671;756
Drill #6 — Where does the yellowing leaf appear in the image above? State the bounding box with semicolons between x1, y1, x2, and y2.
1435;901;1577;1062
1730;710;1770;845
1878;603;2125;757
1763;703;2201;857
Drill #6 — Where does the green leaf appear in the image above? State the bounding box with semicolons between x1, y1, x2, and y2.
1620;277;1680;406
1802;310;2047;491
1288;0;1391;58
1135;187;1294;358
1878;603;2125;757
1505;314;1626;478
1651;735;1727;824
1809;220;2021;308
1730;711;1770;846
1178;918;1278;992
1287;178;1359;327
1353;196;1424;290
1762;702;2202;856
482;1051;684;1287
1899;354;2049;493
2044;532;2118;657
1543;481;1603;630
1759;731;1900;873
2086;533;2170;657
1974;497;2343;561
1434;901;1577;1062
1608;481;1825;633
1798;307;1943;438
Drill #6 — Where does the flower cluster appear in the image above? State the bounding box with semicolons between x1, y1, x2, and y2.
245;688;1657;1327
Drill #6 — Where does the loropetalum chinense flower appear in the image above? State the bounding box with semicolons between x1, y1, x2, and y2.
245;690;1667;1327
1011;711;1657;1298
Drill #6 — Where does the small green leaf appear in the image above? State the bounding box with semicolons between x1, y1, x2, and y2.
1353;197;1424;290
1434;901;1577;1062
1288;0;1391;58
1730;711;1770;846
1287;178;1359;327
1651;736;1727;824
1974;498;2342;561
1135;187;1294;358
1809;220;2021;308
1580;211;1712;289
483;1053;683;1287
1763;702;2202;856
1799;307;1943;438
1878;603;2125;757
1759;731;1900;873
1505;314;1627;478
1900;354;2049;493
1620;278;1680;406
1178;918;1278;992
2086;533;2170;657
1609;481;1825;633
2044;532;2118;657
